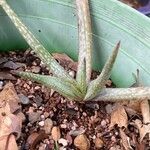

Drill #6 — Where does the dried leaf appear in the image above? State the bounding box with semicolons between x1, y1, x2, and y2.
2;61;24;70
110;105;128;129
0;72;16;80
30;132;48;150
94;138;104;149
134;119;150;142
119;129;132;150
52;53;78;71
0;134;18;150
74;134;90;150
52;53;74;63
140;100;150;124
0;114;22;139
0;82;20;113
27;132;39;146
120;100;141;113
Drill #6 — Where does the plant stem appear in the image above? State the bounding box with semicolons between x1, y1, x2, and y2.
76;0;93;84
89;87;150;101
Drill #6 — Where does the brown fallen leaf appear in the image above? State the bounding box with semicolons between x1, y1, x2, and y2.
0;113;22;139
94;137;104;149
30;132;48;150
0;82;23;150
0;82;21;113
119;128;132;150
52;53;78;71
0;134;18;150
140;100;150;124
1;61;24;70
0;72;16;80
110;105;128;129
119;100;141;113
133;119;150;142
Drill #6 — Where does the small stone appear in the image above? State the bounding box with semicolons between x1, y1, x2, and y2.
60;124;67;129
31;66;41;73
111;136;116;142
41;115;45;120
34;86;41;90
43;112;49;118
34;95;43;107
82;112;87;117
38;144;46;150
16;112;26;122
18;93;30;105
94;138;104;149
101;120;107;127
39;121;45;126
0;81;3;89
68;71;75;78
44;118;53;134
28;111;41;123
105;104;113;114
58;138;68;147
109;145;121;150
74;134;90;150
51;126;61;141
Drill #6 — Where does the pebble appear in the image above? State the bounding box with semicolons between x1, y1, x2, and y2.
40;115;45;120
34;95;43;107
111;136;116;142
95;138;104;149
58;138;68;147
0;81;3;89
44;118;53;134
109;145;121;150
51;126;61;141
60;124;67;129
17;112;26;122
68;70;75;78
43;112;49;118
74;134;90;150
105;104;113;114
18;93;30;105
101;120;107;127
39;121;45;126
28;111;41;123
31;66;41;73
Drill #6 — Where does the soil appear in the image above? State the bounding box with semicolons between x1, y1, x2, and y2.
0;50;149;150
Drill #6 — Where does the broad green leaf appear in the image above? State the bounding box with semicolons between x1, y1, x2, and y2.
0;0;150;87
13;71;83;101
0;0;74;82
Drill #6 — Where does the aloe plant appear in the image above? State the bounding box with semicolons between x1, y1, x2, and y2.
1;0;150;102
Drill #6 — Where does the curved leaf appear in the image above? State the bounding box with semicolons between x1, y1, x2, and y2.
0;0;150;87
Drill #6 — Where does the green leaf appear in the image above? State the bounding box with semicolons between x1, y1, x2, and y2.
75;0;92;83
85;42;120;100
13;71;83;101
0;0;150;87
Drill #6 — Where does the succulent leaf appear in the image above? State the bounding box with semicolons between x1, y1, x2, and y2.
76;0;93;84
13;71;83;101
76;59;87;95
0;0;74;82
85;42;120;100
